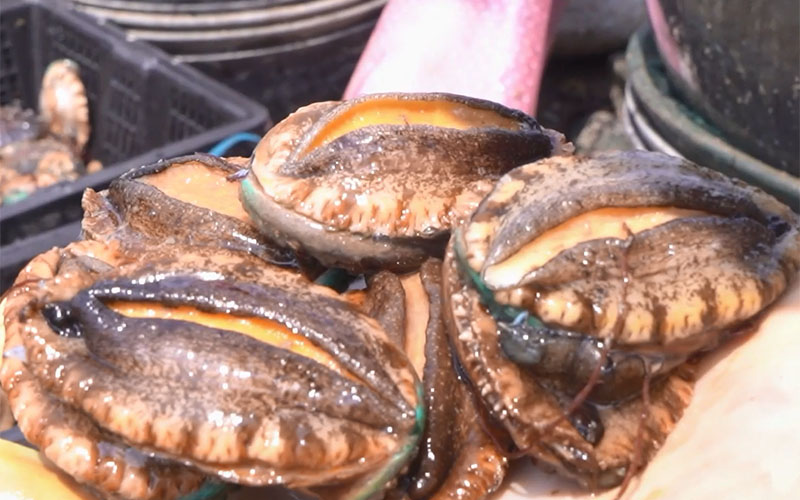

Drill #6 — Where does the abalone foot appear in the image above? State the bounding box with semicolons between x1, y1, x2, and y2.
83;153;298;270
0;245;207;500
442;243;695;489
2;239;424;500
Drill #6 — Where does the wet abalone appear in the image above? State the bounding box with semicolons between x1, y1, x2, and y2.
444;150;800;488
1;241;423;500
1;94;799;500
81;153;296;268
0;59;94;205
240;93;570;273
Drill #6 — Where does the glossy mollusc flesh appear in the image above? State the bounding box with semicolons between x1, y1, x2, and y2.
240;92;570;273
444;151;800;488
2;95;799;500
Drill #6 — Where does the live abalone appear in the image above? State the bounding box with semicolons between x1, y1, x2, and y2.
240;92;570;273
1;94;799;500
0;59;96;205
81;153;296;269
1;241;423;500
444;151;800;488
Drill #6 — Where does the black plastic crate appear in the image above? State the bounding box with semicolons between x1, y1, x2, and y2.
0;0;268;291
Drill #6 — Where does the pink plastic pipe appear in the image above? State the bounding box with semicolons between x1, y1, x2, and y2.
343;0;566;115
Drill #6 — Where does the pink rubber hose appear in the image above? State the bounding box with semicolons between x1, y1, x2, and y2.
343;0;565;115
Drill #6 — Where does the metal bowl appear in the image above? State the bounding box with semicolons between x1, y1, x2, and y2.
72;0;309;14
65;0;383;121
187;20;374;120
72;0;370;29
113;0;382;54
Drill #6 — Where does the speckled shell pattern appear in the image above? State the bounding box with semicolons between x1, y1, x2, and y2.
443;150;800;488
1;242;422;499
443;240;695;489
1;243;206;500
361;261;508;500
241;93;564;273
463;151;800;346
82;153;297;268
38;59;90;153
4;90;800;500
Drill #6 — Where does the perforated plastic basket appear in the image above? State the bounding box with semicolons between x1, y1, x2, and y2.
0;0;268;292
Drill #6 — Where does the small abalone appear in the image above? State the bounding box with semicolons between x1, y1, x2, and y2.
81;153;297;268
0;59;94;205
0;137;83;203
39;59;91;153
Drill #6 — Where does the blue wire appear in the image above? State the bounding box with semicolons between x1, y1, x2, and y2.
208;132;261;156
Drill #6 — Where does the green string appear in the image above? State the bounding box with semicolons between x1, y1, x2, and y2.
177;481;228;500
452;229;545;329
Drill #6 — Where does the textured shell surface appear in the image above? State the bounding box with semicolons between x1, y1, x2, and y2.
38;59;90;152
241;92;568;273
444;150;800;489
1;241;423;500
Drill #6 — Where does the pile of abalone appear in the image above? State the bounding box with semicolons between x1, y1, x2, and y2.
0;60;99;206
1;92;798;500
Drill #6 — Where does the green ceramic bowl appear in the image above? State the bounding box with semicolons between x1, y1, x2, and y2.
626;27;799;209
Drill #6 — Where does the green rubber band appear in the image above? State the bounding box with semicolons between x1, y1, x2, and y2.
452;228;545;329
